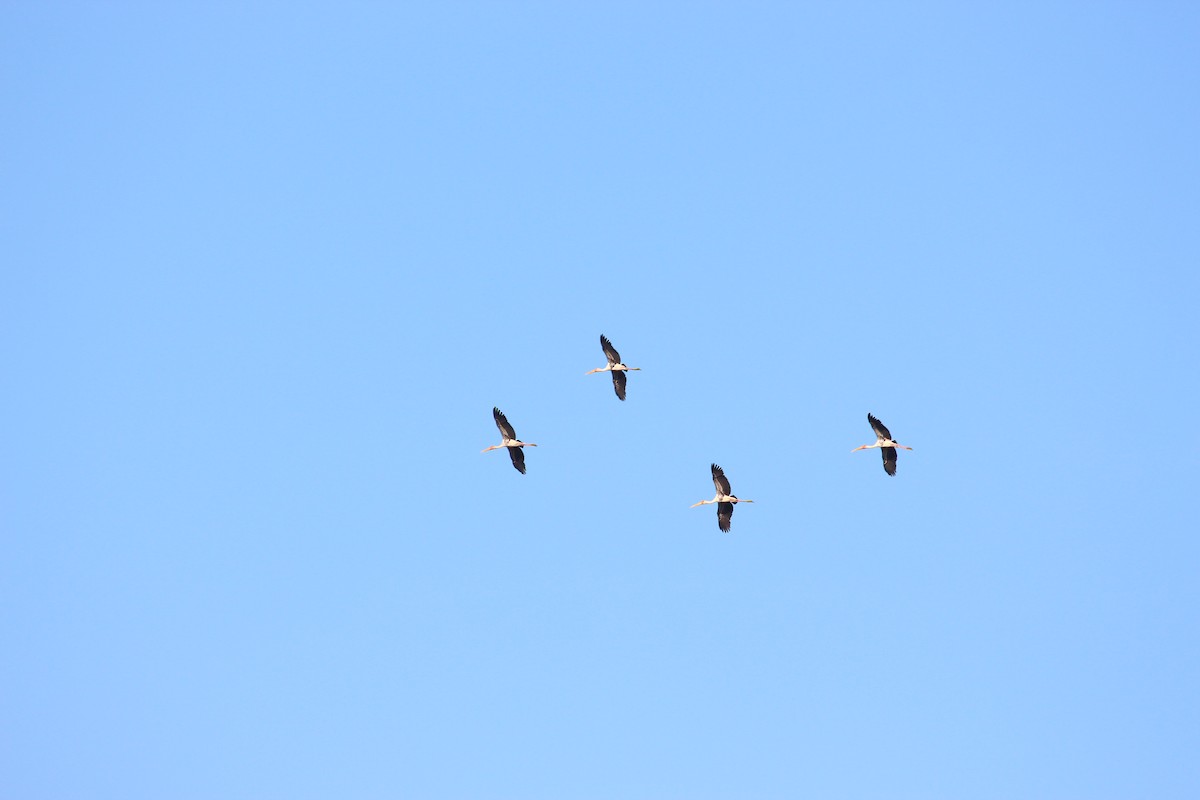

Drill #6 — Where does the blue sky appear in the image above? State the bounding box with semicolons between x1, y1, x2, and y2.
3;3;1198;798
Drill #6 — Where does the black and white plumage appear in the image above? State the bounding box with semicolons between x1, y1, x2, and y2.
690;463;754;532
852;413;912;476
585;334;641;400
481;407;537;474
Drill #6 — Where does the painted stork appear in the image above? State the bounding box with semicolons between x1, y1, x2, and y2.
585;334;640;401
481;407;537;474
852;413;913;476
691;463;754;532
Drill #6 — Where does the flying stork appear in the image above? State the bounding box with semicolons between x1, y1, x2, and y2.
691;463;754;532
852;413;913;476
585;334;640;400
481;407;537;474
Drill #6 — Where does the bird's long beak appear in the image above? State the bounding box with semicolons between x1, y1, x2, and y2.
851;445;866;452
689;501;704;508
481;446;497;453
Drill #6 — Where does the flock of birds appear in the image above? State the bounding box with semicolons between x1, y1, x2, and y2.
483;335;914;532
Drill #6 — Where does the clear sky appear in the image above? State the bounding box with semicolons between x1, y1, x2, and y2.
3;3;1198;798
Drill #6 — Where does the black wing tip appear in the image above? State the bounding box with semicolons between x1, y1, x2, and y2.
868;412;893;439
600;334;621;362
711;463;723;474
612;370;627;400
717;502;733;532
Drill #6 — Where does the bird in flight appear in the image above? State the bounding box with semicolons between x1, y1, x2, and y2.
691;463;754;532
481;407;537;474
585;334;640;400
851;413;913;476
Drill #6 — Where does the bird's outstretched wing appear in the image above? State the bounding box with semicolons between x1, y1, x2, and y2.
711;463;732;496
493;407;516;439
600;334;622;366
881;446;897;476
508;445;527;474
612;369;627;401
867;413;893;441
717;502;734;532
